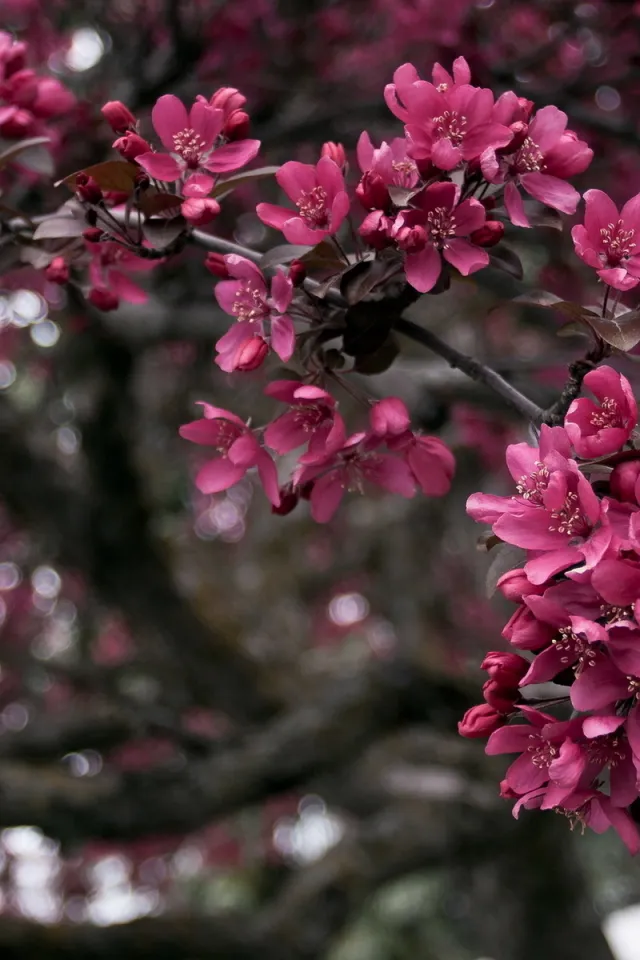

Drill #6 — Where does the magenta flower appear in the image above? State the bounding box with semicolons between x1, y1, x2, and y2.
256;156;350;244
136;94;260;195
356;132;420;191
392;181;489;292
87;240;157;306
369;397;456;495
485;707;574;797
481;105;593;227
264;381;346;464
572;189;640;291
391;63;513;171
179;402;280;507
294;433;416;523
564;366;638;459
214;255;295;372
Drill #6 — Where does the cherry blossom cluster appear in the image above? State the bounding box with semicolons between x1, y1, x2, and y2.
462;365;640;852
0;30;75;143
180;390;454;522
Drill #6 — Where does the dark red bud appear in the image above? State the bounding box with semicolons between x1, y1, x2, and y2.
458;703;505;739
88;288;119;311
210;86;246;114
223;109;250;141
483;679;518;713
205;252;230;278
299;481;315;500
321;141;346;169
508;120;529;151
272;484;299;516
101;100;137;133
0;108;35;137
44;256;70;284
4;43;27;77
113;132;151;161
393;223;427;253
288;259;306;287
356;171;389;211
76;173;103;204
182;198;220;226
235;336;268;371
480;196;497;212
359;210;394;250
83;227;104;242
610;460;640;504
470;221;505;247
481;651;529;685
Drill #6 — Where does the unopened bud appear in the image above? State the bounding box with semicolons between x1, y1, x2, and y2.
497;568;541;602
114;132;151;161
610;460;640;504
470;221;505;247
76;173;103;204
0;107;35;138
517;97;535;121
102;100;136;133
235;335;268;371
483;679;517;713
458;703;504;739
210;86;246;114
359;210;393;250
321;141;346;169
393;222;427;254
44;256;70;284
299;481;315;501
4;42;27;77
272;483;299;516
88;288;119;311
181;197;221;226
223;109;250;141
83;227;104;242
356;171;389;210
288;259;306;287
508;120;528;151
481;651;529;685
205;252;230;278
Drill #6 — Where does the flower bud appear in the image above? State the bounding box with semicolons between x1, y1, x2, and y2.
113;132;151;161
299;481;315;500
76;173;103;204
288;259;306;287
44;256;69;285
483;679;517;713
517;97;535;121
356;171;389;210
181;197;221;226
3;42;27;77
393;222;427;253
88;288;119;311
205;252;230;278
83;227;104;243
470;221;505;247
210;86;246;114
610;460;640;504
223;109;250;141
0;107;35;138
508;120;529;152
359;210;394;250
370;397;411;437
101;100;136;133
321;141;346;169
481;651;529;685
458;703;504;739
235;335;268;371
272;483;299;516
497;568;543;602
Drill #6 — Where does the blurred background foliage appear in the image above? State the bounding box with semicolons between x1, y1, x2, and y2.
1;0;640;958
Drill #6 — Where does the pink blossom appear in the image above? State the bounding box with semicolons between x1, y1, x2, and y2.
481;106;592;227
294;433;416;523
384;57;472;124
572;189;640;291
136;95;260;194
87;240;157;308
214;255;295;371
391;181;489;292
264;381;346;463
369;397;456;494
179;402;280;507
356;132;420;194
256;156;350;244
565;366;637;458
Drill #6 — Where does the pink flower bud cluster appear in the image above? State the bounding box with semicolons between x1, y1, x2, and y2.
0;31;75;142
180;394;454;523
463;366;640;853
